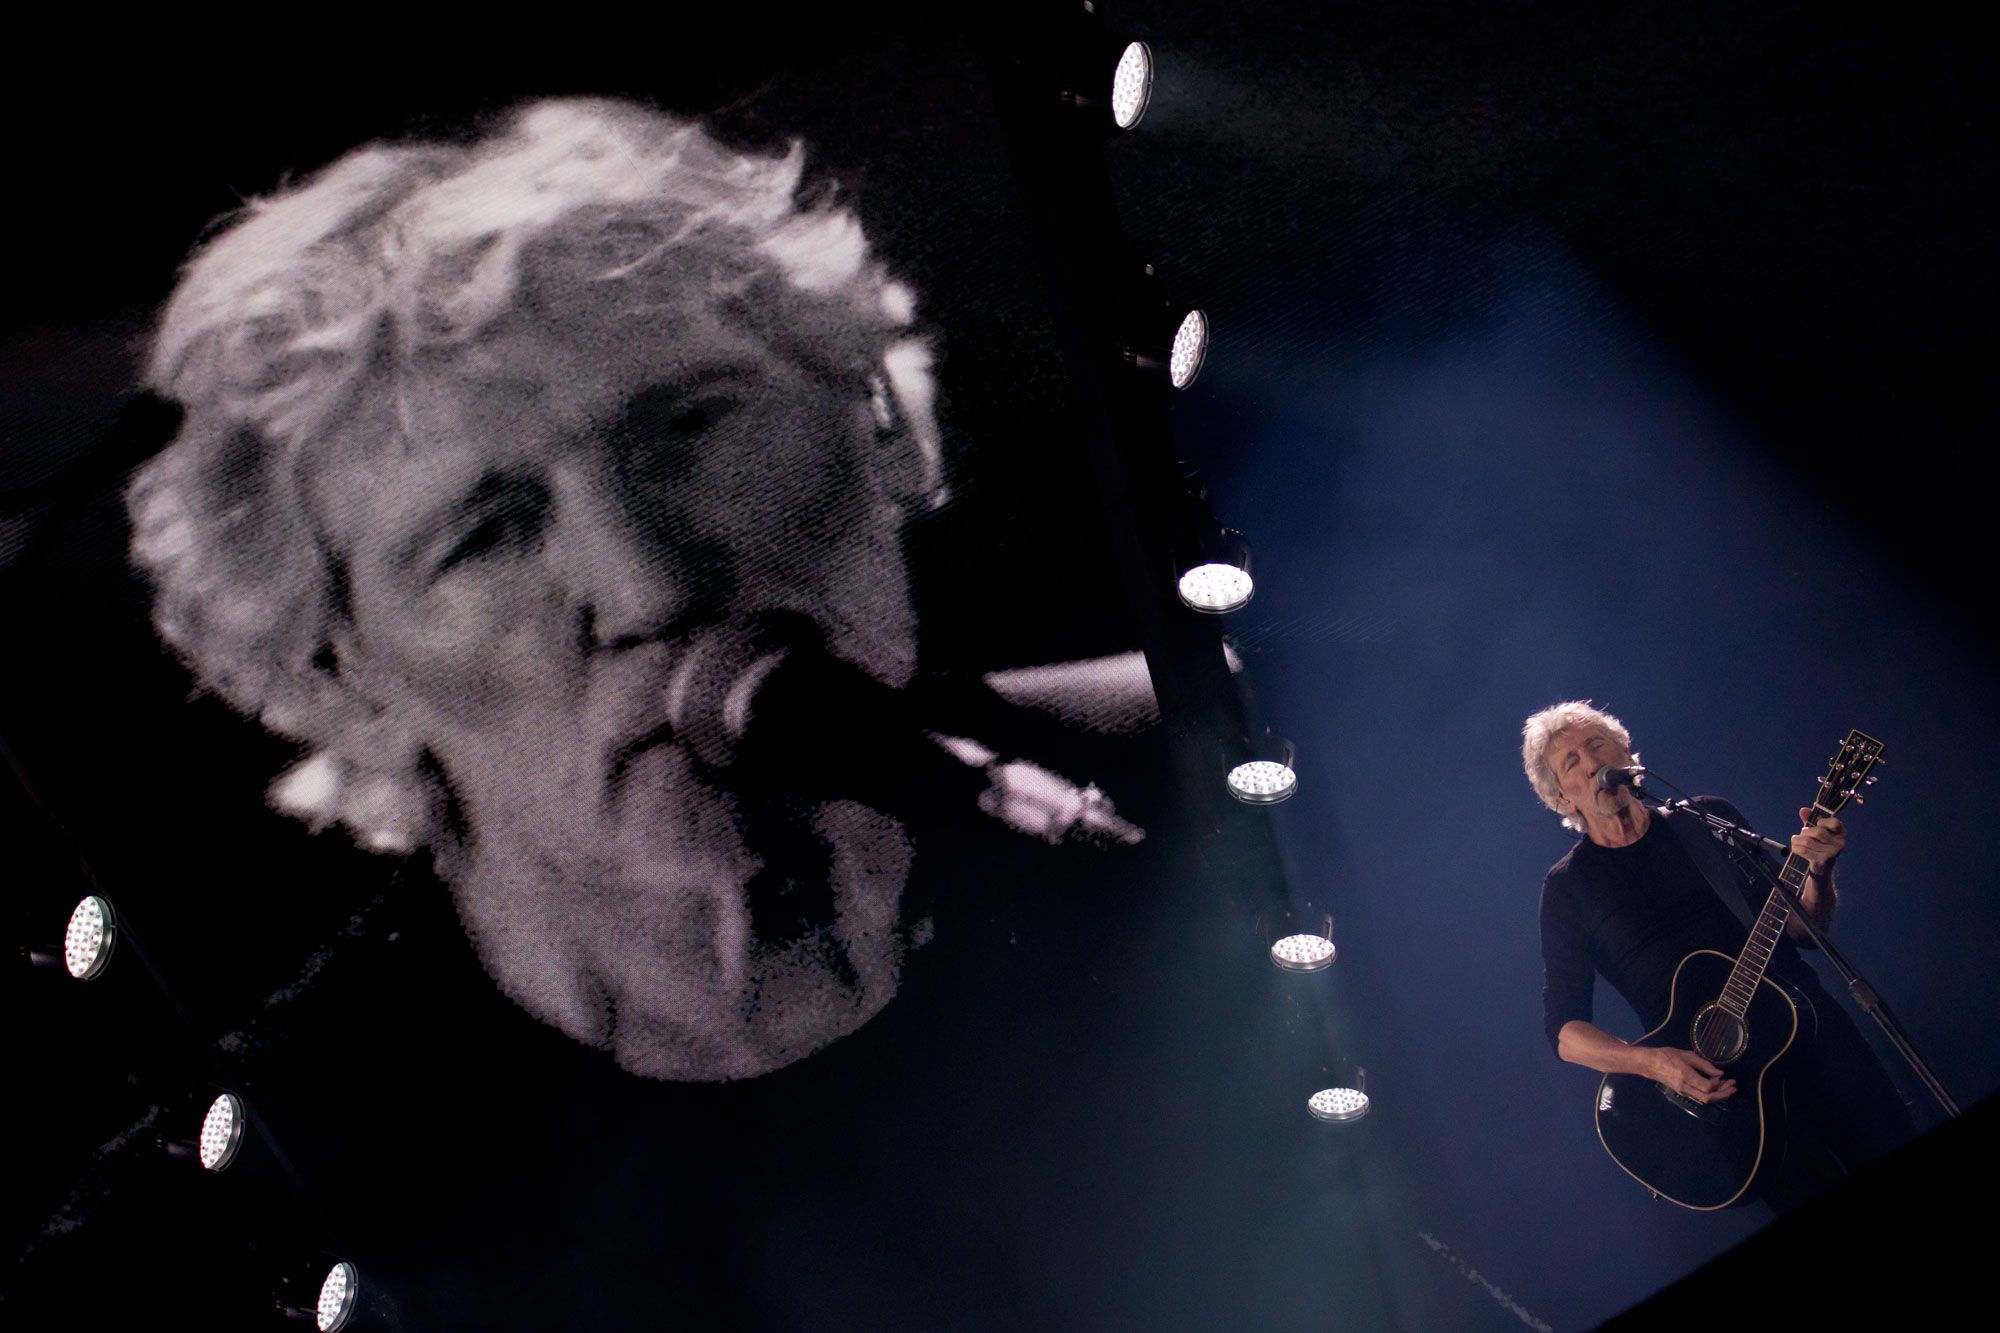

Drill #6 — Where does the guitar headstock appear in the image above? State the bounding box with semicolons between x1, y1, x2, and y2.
1813;729;1884;818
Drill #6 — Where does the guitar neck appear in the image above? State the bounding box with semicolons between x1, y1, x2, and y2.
1718;848;1815;1014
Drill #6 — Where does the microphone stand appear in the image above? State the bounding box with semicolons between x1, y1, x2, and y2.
1636;777;1960;1118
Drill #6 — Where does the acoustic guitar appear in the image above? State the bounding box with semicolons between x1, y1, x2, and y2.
1592;729;1883;1210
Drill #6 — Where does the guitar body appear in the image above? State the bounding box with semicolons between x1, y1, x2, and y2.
1594;950;1818;1210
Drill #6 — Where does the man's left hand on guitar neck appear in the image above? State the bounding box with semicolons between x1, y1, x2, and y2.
1786;806;1845;940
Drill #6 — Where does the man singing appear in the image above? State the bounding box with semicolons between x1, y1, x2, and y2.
1522;700;1914;1207
125;98;959;1083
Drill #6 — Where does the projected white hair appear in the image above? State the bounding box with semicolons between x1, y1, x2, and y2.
1521;700;1636;831
126;97;942;850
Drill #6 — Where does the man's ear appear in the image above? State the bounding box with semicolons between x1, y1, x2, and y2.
267;628;444;855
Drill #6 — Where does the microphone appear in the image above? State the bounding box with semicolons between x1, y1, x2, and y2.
1595;765;1647;793
661;615;1145;845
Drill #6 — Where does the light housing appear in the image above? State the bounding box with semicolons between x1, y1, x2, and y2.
317;1262;359;1332
1308;1068;1370;1123
1176;529;1253;613
198;1092;246;1172
1055;10;1157;136
1227;738;1297;805
1110;41;1154;129
1167;308;1208;388
1267;910;1336;973
63;895;116;980
275;1254;361;1331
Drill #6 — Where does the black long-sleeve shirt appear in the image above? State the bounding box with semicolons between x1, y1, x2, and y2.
1538;796;1818;1054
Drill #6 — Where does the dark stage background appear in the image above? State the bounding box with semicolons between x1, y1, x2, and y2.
4;5;1992;1329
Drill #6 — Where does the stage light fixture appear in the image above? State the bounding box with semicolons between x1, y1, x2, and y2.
1177;562;1253;612
272;1250;363;1330
317;1261;359;1332
1173;495;1252;613
199;1092;246;1172
1261;908;1335;972
158;1086;253;1172
1308;1084;1370;1123
1271;933;1335;972
1304;1072;1368;1120
1168;309;1207;388
1110;41;1154;129
1176;529;1252;613
1056;6;1157;135
63;894;116;979
1228;738;1296;804
1117;265;1208;392
1228;761;1295;803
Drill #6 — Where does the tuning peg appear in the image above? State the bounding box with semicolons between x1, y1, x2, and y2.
1816;775;1828;785
1865;776;1878;786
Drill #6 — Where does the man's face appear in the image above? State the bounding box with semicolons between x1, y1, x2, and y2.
1546;726;1638;827
307;300;918;1080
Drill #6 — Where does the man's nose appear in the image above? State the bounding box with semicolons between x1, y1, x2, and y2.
555;468;717;647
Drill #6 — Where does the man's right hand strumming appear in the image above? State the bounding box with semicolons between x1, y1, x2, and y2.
1648;1047;1737;1103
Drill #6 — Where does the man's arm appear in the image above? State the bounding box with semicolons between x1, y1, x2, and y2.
1540;866;1732;1103
1557;1020;1738;1103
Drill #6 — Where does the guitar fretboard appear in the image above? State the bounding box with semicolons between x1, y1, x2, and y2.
1717;843;1818;1016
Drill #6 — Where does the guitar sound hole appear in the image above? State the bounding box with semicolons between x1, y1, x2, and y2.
1690;1005;1747;1063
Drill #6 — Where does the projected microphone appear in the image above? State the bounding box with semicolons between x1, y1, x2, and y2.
1595;765;1648;793
661;614;1144;845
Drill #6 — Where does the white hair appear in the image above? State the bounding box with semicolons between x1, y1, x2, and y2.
1521;700;1636;831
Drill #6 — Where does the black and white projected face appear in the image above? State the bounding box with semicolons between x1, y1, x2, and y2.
127;101;933;1081
317;315;917;1080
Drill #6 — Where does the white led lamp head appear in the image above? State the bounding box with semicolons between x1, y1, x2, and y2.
1056;12;1156;135
1119;305;1210;392
1176;529;1253;614
275;1254;361;1332
1267;910;1336;973
1308;1067;1370;1123
63;895;117;980
317;1261;359;1332
198;1092;247;1172
1110;41;1155;129
158;1088;250;1172
1167;308;1207;388
1227;738;1297;805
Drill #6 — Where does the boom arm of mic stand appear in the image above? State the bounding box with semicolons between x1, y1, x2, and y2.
1643;795;1960;1117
